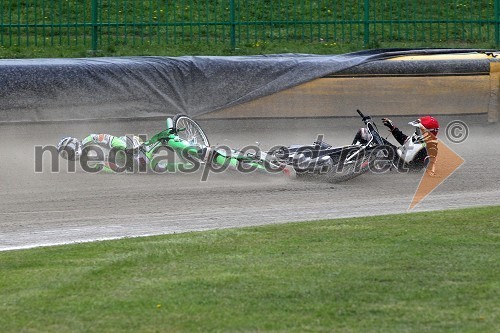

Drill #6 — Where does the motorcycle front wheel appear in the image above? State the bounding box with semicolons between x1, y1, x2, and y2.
173;114;210;147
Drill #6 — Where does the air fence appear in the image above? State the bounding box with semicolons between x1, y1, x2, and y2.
0;50;498;123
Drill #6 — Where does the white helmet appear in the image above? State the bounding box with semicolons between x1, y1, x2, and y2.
57;137;82;161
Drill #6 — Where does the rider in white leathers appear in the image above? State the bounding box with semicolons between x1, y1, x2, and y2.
352;115;439;174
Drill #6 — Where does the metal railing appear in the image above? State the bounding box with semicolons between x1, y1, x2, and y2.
1;0;498;52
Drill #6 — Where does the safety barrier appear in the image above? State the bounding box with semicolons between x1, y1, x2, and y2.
0;50;498;123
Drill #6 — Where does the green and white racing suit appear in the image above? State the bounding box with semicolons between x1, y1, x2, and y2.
82;133;142;151
81;133;192;173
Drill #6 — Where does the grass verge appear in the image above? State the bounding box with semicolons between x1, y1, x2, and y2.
1;0;497;58
1;206;499;332
0;40;496;59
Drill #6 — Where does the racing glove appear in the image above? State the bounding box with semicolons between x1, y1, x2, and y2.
381;118;395;131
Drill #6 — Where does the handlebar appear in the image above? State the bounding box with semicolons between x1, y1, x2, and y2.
357;109;371;123
356;109;384;145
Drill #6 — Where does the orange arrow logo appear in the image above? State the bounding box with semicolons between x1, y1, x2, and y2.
409;130;465;210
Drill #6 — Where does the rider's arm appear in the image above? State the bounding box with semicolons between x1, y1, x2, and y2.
382;118;408;146
390;128;408;146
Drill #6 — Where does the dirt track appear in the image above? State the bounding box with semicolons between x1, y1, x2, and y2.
1;115;499;251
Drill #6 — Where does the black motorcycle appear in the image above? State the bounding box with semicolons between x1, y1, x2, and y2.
268;110;395;183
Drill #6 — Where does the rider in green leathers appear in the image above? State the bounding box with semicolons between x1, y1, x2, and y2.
57;133;204;173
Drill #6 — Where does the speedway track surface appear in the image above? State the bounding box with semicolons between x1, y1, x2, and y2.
1;116;499;251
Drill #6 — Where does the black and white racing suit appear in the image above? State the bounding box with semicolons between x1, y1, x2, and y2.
386;127;438;172
352;126;438;172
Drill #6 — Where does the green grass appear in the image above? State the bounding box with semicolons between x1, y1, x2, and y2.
0;0;497;58
0;39;496;59
1;206;499;332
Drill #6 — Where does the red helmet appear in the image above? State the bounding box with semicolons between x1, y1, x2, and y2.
409;116;439;135
419;116;439;135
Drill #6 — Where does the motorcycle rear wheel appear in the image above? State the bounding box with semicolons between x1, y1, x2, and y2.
324;148;372;183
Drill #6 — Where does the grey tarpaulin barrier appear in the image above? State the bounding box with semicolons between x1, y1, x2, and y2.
0;49;494;123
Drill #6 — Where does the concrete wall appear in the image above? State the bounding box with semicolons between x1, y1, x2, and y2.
489;62;500;123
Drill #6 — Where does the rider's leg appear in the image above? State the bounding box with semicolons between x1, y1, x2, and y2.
378;139;403;171
352;128;372;145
